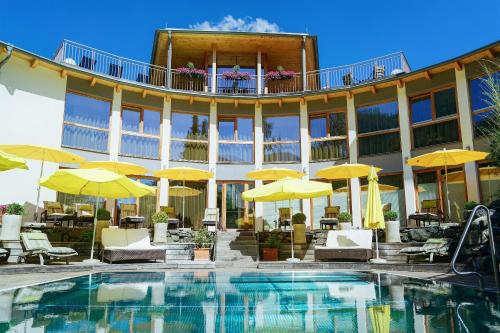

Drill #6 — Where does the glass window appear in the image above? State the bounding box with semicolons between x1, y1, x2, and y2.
309;111;348;161
264;115;300;162
478;162;500;205
237;118;253;141
218;117;254;163
434;88;456;118
360;174;405;224
329;112;346;136
120;108;161;159
359;132;400;156
441;167;466;222
470;73;500;136
143;110;160;135
169;180;207;230
416;171;440;212
411;96;432;123
171;112;209;162
310;117;327;139
310;140;347;161
218;120;235;141
413;119;459;148
356;101;399;134
122;109;140;132
62;92;110;152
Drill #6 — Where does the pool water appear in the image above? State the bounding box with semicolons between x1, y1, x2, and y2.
0;271;498;332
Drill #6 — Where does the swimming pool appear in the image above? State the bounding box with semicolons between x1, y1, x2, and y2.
0;271;497;332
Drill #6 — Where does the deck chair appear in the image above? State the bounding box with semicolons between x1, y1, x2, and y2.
400;238;452;263
79;55;96;70
160;206;180;229
202;208;219;231
320;206;340;230
408;199;444;227
75;203;94;226
41;201;74;226
120;204;145;229
19;232;78;265
373;65;385;79
108;63;123;78
278;208;292;230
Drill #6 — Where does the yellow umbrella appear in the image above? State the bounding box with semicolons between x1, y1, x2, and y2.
368;304;390;333
168;186;201;197
364;166;385;263
80;160;148;175
245;168;305;180
0;144;85;221
154;167;213;228
335;184;399;193
40;168;155;263
243;178;332;261
407;149;488;219
0;150;28;171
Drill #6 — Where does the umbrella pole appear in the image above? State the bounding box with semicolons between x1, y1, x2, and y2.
90;196;99;261
35;159;45;222
182;180;185;229
444;163;451;221
289;199;294;260
346;178;350;214
375;229;380;260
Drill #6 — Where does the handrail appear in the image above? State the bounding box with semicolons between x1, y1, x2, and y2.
451;205;499;290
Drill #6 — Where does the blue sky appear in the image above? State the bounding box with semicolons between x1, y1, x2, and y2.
1;0;499;70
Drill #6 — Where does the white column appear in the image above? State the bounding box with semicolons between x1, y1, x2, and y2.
208;101;217;208
159;97;172;207
254;103;264;231
300;100;311;227
257;49;262;95
347;95;362;228
211;46;217;94
455;68;480;202
108;88;122;160
397;85;417;218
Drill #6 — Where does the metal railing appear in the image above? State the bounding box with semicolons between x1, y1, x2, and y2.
451;205;499;290
54;40;411;96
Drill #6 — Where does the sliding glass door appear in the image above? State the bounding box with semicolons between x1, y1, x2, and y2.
217;182;254;230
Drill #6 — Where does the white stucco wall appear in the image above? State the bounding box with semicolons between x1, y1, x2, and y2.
0;57;67;219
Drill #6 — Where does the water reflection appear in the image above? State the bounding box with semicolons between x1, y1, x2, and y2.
0;271;498;332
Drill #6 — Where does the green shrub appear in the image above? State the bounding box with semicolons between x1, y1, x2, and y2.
194;228;214;248
464;201;479;210
6;203;25;215
292;212;306;225
338;212;352;222
96;208;111;220
80;230;94;242
384;211;398;221
152;211;169;224
265;233;281;248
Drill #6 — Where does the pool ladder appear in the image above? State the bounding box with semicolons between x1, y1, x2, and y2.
451;205;500;290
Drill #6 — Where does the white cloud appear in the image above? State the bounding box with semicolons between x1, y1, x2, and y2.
190;15;280;33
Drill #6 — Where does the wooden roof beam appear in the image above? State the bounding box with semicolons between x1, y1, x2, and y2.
115;84;122;93
485;48;496;59
454;61;463;71
323;95;328;103
346;90;352;99
234;99;239;108
30;58;39;68
278;99;283;108
423;71;432;80
90;77;97;87
142;89;147;98
60;69;67;78
397;79;404;89
370;85;377;94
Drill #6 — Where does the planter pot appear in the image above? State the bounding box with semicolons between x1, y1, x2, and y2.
153;223;169;243
293;223;306;244
339;222;352;230
0;215;22;241
194;248;210;261
385;220;401;243
95;220;110;242
262;247;279;261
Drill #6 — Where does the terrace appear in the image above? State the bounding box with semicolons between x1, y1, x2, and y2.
53;39;411;96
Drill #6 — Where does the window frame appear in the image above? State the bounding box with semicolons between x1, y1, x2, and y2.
119;104;162;160
468;72;499;136
217;116;255;164
354;98;401;157
170;110;210;163
61;90;112;153
308;109;349;162
262;114;301;163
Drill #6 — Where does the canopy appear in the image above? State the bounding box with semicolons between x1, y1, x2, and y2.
316;163;382;180
246;168;304;180
154;167;213;181
168;185;201;197
0;150;28;171
335;184;399;193
80;160;148;175
364;166;385;230
0;144;85;163
242;178;333;202
406;149;488;167
40;168;155;199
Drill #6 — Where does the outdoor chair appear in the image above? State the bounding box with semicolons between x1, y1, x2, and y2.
278;208;291;230
382;202;392;214
120;204;145;229
373;65;385;79
75;203;94;226
19;232;78;265
314;229;373;261
79;55;96;70
400;238;452;263
202;208;219;231
41;201;74;227
342;72;353;85
108;63;123;78
408;199;444;227
320;206;340;230
160;206;180;229
101;228;165;263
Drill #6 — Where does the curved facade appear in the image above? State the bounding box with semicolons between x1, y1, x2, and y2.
0;30;499;230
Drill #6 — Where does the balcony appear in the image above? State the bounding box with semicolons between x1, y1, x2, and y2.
54;40;411;96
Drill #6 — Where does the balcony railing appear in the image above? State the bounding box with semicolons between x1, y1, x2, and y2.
54;40;411;96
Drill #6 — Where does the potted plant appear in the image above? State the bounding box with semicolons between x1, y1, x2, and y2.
0;203;25;241
221;65;251;81
262;233;281;261
463;201;479;220
95;208;111;243
193;228;214;261
152;211;169;243
338;212;352;230
175;62;208;79
292;212;307;244
383;211;401;243
175;62;208;92
0;205;6;224
264;66;297;81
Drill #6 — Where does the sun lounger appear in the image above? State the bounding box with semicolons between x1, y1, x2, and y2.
101;228;165;263
19;232;78;265
400;238;452;263
315;229;373;261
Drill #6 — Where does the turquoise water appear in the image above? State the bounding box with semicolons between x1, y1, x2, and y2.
0;271;498;332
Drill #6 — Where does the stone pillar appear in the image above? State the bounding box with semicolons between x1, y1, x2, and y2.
301;36;307;91
257;49;262;95
455;68;480;202
300;100;311;227
211;46;217;94
159;97;172;207
208;101;217;208
166;30;172;89
107;88;122;216
347;95;362;228
397;84;417;219
254;103;264;231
